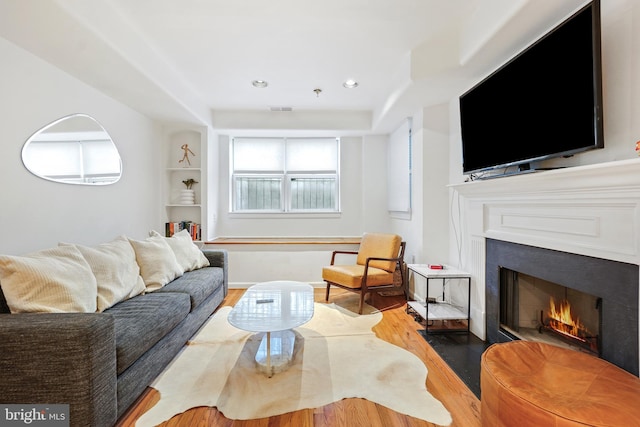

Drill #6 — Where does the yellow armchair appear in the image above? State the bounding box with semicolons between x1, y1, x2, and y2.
322;233;406;314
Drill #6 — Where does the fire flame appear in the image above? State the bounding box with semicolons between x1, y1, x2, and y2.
547;297;590;341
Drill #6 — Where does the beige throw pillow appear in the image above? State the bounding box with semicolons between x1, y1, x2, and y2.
0;245;97;313
151;230;209;272
61;236;146;312
128;235;184;291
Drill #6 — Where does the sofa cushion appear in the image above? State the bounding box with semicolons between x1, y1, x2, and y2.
106;292;190;374
128;235;184;291
151;230;210;272
61;236;146;312
154;267;224;310
0;245;97;313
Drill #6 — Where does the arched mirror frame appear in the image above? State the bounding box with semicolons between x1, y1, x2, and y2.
21;114;122;185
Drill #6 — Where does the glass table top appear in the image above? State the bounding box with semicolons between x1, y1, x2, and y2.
228;281;315;332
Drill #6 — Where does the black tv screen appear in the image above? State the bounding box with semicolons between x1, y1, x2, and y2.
459;0;603;176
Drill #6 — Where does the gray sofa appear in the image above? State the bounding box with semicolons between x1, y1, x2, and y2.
0;248;228;427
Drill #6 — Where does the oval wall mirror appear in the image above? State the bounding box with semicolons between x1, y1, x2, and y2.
22;114;122;185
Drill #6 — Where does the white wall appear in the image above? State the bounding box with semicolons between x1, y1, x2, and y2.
205;241;361;286
388;106;452;302
206;131;221;241
0;38;161;255
390;105;451;266
361;135;392;233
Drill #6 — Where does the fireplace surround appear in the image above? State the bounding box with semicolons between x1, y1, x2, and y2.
452;158;640;377
486;238;638;375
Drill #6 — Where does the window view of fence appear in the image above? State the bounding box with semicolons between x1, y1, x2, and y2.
290;177;336;210
233;177;282;211
231;137;339;213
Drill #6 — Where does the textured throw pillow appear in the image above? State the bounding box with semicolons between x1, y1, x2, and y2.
151;230;209;272
60;236;146;312
0;245;97;313
128;235;184;291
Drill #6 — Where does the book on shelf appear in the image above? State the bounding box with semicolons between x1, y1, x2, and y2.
165;221;201;241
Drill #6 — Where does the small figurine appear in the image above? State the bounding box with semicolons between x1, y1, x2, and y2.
636;140;640;156
179;144;195;166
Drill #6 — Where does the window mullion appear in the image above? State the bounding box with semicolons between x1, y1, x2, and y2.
283;139;289;212
280;173;287;212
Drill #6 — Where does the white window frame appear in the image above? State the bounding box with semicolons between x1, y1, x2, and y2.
231;137;340;214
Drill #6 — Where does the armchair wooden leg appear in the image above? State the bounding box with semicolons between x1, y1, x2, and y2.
358;292;366;315
325;282;331;302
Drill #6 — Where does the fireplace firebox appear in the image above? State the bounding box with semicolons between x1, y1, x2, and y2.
486;239;639;375
499;268;601;356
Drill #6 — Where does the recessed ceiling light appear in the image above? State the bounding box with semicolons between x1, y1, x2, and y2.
343;79;358;89
270;106;293;112
252;80;268;88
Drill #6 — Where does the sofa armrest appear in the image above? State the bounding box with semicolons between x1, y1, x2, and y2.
0;313;117;427
202;248;228;295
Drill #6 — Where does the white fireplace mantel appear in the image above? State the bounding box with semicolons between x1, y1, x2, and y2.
449;158;640;341
451;158;640;265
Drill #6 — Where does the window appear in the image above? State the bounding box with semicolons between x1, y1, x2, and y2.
231;137;339;213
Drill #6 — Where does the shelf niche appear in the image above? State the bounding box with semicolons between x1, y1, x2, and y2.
164;128;206;241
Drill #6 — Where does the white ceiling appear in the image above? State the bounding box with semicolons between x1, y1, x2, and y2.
0;0;587;134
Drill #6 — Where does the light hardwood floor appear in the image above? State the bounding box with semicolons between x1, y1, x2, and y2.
116;289;482;427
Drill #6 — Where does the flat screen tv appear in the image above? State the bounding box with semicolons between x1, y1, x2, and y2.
459;0;603;177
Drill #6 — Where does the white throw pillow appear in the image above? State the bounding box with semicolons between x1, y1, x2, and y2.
61;236;146;312
151;230;209;272
128;235;184;291
0;245;98;313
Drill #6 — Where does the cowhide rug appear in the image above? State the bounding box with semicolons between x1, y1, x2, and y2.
135;299;452;426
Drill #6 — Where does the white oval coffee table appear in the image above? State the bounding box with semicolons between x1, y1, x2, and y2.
228;281;314;377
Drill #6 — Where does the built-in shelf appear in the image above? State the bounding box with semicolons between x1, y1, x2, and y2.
164;128;207;240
